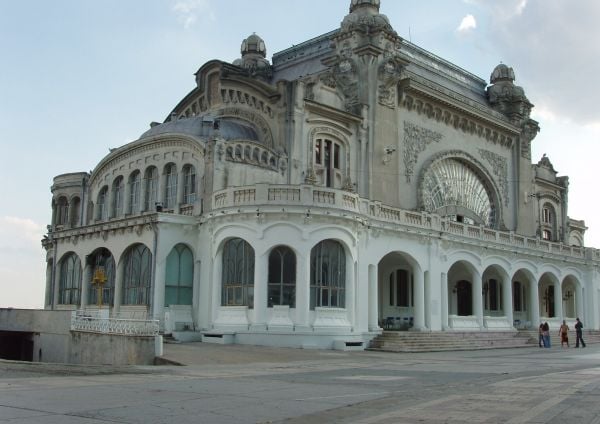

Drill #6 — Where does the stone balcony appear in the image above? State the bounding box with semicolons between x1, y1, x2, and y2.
210;184;594;263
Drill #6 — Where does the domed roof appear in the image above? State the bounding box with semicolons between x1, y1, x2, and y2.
490;63;515;84
140;116;259;142
241;33;266;58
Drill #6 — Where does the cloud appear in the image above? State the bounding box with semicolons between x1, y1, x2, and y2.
477;1;600;126
0;216;45;247
172;0;215;29
457;14;477;33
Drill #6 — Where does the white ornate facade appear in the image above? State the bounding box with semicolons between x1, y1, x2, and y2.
43;0;599;349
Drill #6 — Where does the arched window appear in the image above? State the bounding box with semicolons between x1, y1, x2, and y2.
314;138;344;188
389;269;411;307
513;281;524;312
165;244;194;306
87;248;115;306
182;165;196;205
96;186;109;221
112;176;124;218
164;164;178;209
310;240;345;309
542;205;554;224
56;196;69;226
122;244;152;305
222;238;254;307
422;158;495;227
59;253;81;305
542;230;552;241
144;166;158;211
69;196;81;227
129;171;141;214
268;246;296;307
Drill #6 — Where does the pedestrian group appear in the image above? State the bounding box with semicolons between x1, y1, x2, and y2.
538;318;586;348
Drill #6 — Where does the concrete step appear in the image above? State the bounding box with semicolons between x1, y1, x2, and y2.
368;330;534;353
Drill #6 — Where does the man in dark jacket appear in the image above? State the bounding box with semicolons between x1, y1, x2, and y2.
575;318;586;348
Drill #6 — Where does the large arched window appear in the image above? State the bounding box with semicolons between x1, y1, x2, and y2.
59;253;81;305
112;176;124;218
96;186;109;221
222;238;254;307
165;244;194;306
122;244;152;305
182;165;197;205
268;246;296;307
421;158;495;227
144;166;158;211
310;240;346;309
164;163;178;209
87;248;115;306
128;171;141;214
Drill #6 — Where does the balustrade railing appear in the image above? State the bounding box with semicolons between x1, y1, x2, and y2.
210;184;590;260
71;310;159;336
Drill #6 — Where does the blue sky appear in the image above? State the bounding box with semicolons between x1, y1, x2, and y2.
1;0;599;308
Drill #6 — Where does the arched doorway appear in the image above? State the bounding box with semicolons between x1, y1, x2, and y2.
456;280;472;316
377;252;420;330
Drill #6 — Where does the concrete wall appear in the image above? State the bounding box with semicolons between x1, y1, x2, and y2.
69;332;157;365
0;309;157;365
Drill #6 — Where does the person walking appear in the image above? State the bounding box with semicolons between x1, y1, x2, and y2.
542;322;551;348
575;318;586;348
538;323;545;347
559;320;569;347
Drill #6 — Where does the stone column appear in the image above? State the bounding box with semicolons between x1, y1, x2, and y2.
153;259;166;324
576;284;584;320
80;264;90;310
251;253;268;331
212;250;223;324
441;272;449;330
345;258;356;329
424;270;431;330
472;270;483;329
413;269;425;331
555;281;563;320
295;253;310;331
530;279;540;328
192;259;201;330
368;264;379;331
113;261;124;316
502;276;514;327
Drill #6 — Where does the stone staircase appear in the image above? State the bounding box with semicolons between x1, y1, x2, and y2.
369;329;600;353
368;330;536;353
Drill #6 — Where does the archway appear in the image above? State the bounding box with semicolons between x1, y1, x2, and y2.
377;252;421;330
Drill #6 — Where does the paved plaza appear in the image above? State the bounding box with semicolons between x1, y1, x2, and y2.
1;343;600;423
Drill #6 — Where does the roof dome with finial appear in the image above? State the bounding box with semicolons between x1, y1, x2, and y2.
349;0;381;13
490;63;515;84
241;33;266;58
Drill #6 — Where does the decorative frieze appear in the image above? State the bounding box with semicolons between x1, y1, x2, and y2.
479;149;509;207
403;121;443;182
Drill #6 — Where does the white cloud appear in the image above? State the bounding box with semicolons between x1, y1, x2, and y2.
457;14;477;33
515;0;528;15
172;0;215;29
0;216;45;246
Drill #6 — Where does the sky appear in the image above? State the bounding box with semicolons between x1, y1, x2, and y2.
1;0;599;309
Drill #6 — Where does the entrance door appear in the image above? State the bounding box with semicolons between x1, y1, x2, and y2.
456;280;472;316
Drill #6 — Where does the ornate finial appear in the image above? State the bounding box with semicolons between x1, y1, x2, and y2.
350;0;381;13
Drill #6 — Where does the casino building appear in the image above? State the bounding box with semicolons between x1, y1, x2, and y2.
43;0;599;349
